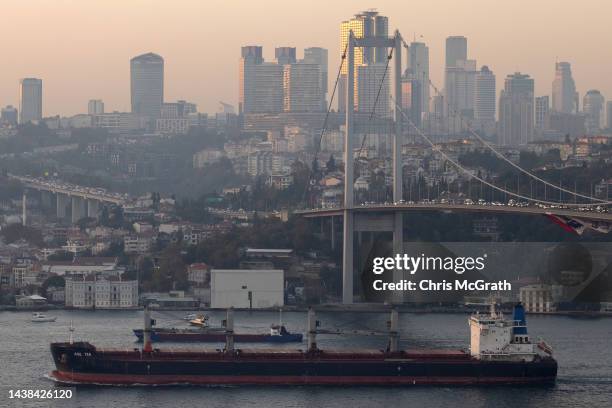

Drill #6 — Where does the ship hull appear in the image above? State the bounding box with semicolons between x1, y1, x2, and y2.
50;342;557;386
51;371;556;386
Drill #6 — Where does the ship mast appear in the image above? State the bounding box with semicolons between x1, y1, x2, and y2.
388;308;399;353
69;320;74;345
307;307;317;352
143;304;153;352
225;308;234;353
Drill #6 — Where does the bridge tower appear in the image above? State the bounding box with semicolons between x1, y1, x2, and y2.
343;30;404;304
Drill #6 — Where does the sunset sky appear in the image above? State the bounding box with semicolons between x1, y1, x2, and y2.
1;0;610;116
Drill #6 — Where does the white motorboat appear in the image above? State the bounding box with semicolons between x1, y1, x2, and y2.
31;312;57;323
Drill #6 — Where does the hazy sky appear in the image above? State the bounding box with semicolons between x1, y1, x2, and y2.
1;0;611;116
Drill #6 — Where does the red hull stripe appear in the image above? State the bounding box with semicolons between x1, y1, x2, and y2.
52;371;555;386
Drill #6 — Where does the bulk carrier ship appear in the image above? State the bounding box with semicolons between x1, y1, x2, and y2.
50;304;557;386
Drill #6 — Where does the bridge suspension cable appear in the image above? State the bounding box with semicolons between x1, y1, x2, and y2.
392;95;609;208
303;41;349;202
422;75;611;205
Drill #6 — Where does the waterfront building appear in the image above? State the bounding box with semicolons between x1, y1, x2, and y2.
65;275;139;309
210;269;284;309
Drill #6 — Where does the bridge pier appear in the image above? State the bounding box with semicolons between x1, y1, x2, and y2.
87;199;100;220
40;191;54;209
71;196;87;224
56;193;69;219
342;210;354;303
392;212;404;303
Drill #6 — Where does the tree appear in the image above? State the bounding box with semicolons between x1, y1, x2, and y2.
326;154;337;173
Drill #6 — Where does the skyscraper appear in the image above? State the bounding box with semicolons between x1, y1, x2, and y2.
444;36;476;134
130;52;164;118
357;63;390;117
239;46;264;114
283;62;322;113
445;36;467;69
240;47;281;114
401;76;422;128
535;96;550;131
498;72;534;146
303;47;329;110
339;10;388;112
19;78;42;124
445;59;477;120
407;41;430;114
474;65;496;133
88;99;104;115
607;101;612;130
1;105;18;126
253;63;284;113
275;47;297;65
552;62;577;113
582;89;605;134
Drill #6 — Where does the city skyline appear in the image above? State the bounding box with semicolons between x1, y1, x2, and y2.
1;0;611;116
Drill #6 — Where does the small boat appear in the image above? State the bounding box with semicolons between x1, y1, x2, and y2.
188;314;210;327
31;312;57;323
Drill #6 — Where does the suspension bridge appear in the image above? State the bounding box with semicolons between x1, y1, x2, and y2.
299;29;612;304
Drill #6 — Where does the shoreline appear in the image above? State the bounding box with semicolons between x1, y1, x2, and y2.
1;303;611;317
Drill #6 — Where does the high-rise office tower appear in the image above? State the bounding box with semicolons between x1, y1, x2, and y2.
444;36;476;133
130;52;164;119
239;46;264;114
19;78;42;124
1;105;18;126
275;47;297;65
357;63;390;117
88;99;104;115
582;89;605;134
445;36;467;69
498;72;534;146
401;76;422;128
535;96;550;131
407;41;430;114
239;46;295;114
303;47;329;110
474;65;496;132
552;62;578;113
253;63;284;113
339;10;388;112
283;62;322;113
607;101;612;130
445;59;477;121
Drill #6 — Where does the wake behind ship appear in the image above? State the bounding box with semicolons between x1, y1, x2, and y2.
50;305;557;386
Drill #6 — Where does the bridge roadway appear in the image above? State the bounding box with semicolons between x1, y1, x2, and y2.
296;203;612;222
9;174;125;205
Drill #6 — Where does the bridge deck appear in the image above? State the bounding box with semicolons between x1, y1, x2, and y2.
296;204;612;222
